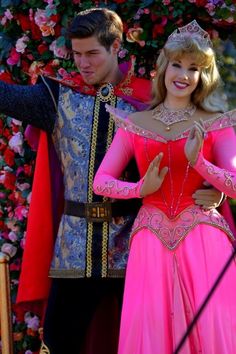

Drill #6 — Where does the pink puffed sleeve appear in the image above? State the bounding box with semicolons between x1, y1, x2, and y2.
193;127;236;198
93;127;144;199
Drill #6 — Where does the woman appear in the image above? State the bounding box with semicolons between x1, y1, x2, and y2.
93;20;236;354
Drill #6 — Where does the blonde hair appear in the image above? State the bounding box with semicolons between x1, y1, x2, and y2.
151;35;226;112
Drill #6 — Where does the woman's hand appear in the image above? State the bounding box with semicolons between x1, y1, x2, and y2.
140;153;168;197
185;120;206;165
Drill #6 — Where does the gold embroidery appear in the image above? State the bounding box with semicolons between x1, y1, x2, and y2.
95;180;140;197
106;105;236;142
97;83;115;102
130;205;235;250
86;98;100;277
39;341;50;354
86;93;117;277
118;60;134;96
101;96;116;277
204;163;236;192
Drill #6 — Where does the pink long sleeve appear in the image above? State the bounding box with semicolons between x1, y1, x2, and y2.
193;127;236;198
93;127;143;199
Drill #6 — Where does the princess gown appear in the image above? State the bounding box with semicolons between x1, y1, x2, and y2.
93;106;236;354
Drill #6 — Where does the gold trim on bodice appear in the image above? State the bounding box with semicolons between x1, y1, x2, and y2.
131;205;235;250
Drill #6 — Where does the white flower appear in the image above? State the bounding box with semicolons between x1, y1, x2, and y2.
8;132;24;156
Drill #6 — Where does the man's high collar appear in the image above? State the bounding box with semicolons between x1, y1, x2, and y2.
42;59;136;97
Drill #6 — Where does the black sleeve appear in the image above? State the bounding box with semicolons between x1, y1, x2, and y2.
0;77;59;133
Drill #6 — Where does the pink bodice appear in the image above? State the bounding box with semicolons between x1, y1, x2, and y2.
93;106;236;249
133;134;205;216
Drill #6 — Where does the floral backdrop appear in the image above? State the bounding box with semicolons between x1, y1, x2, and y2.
0;0;236;352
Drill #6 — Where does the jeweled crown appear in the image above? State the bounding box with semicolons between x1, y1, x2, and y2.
167;20;212;47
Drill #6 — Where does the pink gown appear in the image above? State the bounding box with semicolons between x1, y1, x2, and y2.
93;106;236;354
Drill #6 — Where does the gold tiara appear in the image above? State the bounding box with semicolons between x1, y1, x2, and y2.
167;20;212;47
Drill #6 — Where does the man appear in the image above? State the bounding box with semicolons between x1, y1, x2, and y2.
0;8;224;354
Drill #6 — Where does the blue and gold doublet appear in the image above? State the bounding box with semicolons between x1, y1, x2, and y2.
50;85;137;278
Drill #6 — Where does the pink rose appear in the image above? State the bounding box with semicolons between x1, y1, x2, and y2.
34;9;48;27
16;35;30;54
35;9;56;37
5;9;13;20
7;48;20;66
49;40;70;59
14;205;28;221
0;192;6;199
1;9;13;25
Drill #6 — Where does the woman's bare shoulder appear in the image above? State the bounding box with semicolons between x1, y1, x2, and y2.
195;108;222;121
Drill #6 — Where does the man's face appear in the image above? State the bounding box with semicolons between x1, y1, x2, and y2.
71;35;119;85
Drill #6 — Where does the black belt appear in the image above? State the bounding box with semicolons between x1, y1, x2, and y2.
64;199;141;222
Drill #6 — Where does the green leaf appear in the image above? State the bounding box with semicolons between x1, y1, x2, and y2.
56;36;66;47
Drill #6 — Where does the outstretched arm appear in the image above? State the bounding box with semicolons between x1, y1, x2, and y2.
0;78;58;132
185;125;236;198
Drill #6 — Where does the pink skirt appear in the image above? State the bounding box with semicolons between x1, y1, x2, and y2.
118;224;236;354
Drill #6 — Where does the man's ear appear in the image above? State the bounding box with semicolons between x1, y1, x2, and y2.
112;38;121;54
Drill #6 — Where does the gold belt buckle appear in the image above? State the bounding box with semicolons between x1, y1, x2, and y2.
85;202;112;222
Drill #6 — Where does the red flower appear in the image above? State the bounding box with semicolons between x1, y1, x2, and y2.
195;0;208;6
26;328;37;336
0;139;7;151
31;21;42;41
42;61;57;76
0;220;5;230
10;262;21;271
3;128;11;139
0;71;14;84
17;14;41;40
13;191;26;205
17;14;31;31
152;23;165;38
152;16;167;38
3;171;16;190
11;124;21;134
37;43;48;55
7;47;20;66
23;164;34;176
21;60;30;74
4;148;15;167
54;24;62;37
